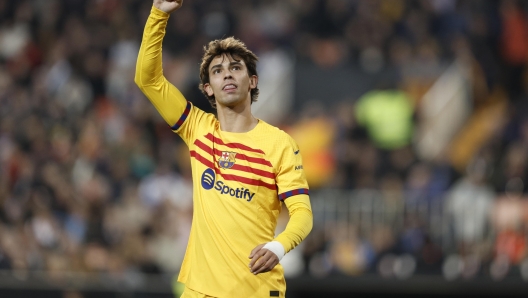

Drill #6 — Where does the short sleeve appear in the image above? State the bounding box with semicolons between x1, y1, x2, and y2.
275;135;309;201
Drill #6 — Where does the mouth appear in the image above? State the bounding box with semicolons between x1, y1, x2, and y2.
222;84;238;92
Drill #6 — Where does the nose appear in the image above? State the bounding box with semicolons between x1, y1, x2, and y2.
224;71;233;80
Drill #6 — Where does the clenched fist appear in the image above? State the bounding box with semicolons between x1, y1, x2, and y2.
248;244;280;275
153;0;183;14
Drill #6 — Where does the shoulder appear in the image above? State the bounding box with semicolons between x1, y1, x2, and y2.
174;103;218;143
188;103;218;126
258;120;296;144
254;120;299;157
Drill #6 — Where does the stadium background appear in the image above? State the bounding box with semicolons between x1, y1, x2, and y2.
2;0;528;297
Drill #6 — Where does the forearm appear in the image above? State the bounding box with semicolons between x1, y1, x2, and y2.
274;194;313;253
135;6;168;87
135;6;187;127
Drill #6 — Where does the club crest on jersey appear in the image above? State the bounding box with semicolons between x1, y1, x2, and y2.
218;151;236;169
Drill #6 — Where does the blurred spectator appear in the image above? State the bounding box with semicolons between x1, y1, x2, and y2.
138;164;192;210
499;0;528;100
491;177;527;264
287;102;336;189
328;222;370;276
445;158;494;255
355;88;414;150
1;0;528;284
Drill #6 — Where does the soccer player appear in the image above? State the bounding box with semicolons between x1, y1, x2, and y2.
135;1;313;297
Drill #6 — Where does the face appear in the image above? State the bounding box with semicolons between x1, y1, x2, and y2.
204;54;257;109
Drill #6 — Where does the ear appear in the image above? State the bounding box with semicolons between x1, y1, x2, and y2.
204;83;214;97
249;75;258;90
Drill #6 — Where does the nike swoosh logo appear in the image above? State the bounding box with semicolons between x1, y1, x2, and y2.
294;150;300;155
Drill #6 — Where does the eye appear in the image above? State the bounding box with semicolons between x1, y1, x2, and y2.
213;69;221;74
232;66;241;71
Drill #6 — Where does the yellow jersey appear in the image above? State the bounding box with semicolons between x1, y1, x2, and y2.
136;7;312;298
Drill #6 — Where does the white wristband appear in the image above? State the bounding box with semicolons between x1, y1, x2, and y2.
263;241;285;261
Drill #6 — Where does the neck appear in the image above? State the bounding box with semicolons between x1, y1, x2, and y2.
216;102;258;133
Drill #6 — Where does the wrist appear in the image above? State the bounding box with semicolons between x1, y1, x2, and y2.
151;6;170;17
263;241;285;261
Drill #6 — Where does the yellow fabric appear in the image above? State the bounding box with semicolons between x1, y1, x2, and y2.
134;7;188;126
136;6;312;298
276;195;313;253
181;286;216;298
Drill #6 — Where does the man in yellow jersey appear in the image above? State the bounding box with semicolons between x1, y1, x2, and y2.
135;1;313;297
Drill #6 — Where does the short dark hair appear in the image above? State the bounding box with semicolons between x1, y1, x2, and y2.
199;37;259;109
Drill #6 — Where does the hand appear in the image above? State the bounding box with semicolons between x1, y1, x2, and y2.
153;0;183;14
248;244;280;275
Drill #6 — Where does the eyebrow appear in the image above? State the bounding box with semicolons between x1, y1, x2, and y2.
209;61;243;72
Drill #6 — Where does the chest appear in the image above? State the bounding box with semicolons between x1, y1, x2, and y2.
190;132;278;204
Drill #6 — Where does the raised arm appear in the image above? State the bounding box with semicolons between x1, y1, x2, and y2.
134;0;187;127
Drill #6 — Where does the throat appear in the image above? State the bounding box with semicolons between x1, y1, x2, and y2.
216;96;257;133
218;110;258;133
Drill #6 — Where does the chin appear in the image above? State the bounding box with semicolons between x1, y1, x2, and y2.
218;97;243;108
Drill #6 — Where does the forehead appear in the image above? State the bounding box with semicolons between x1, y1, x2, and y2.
209;53;245;69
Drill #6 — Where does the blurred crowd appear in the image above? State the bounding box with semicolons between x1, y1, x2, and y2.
2;0;528;285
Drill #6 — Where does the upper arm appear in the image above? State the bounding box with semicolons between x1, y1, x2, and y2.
171;102;217;146
134;7;189;130
137;76;189;127
275;134;310;202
